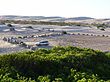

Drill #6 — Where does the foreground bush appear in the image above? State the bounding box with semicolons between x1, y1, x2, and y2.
0;46;110;82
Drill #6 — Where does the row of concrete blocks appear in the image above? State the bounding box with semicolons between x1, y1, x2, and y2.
69;33;109;37
18;33;63;39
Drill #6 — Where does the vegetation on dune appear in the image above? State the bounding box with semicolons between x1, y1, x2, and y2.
0;46;110;82
7;23;13;27
1;20;110;28
93;23;109;31
0;20;88;26
61;31;67;34
25;26;33;29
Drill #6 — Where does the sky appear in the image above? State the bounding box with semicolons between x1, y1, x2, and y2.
0;0;110;18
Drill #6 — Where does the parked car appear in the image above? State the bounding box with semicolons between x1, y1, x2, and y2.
35;40;49;46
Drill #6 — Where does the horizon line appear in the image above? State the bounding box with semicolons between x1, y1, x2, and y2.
0;14;110;19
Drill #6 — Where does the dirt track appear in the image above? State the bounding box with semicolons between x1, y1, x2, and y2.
49;34;110;52
0;24;110;54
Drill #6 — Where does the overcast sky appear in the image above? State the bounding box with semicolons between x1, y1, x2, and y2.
0;0;110;18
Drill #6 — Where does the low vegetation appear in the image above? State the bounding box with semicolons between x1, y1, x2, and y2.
61;31;67;34
0;20;88;26
7;24;13;27
0;46;110;82
93;23;108;30
26;26;33;29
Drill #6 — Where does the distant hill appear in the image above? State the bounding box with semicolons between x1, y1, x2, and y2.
1;15;110;24
36;16;94;22
0;15;45;20
0;15;62;20
67;17;94;20
60;17;94;22
0;15;93;21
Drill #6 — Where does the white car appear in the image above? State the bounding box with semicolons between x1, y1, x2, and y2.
35;41;49;46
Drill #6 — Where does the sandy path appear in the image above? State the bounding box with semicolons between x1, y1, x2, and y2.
48;35;110;52
0;40;17;48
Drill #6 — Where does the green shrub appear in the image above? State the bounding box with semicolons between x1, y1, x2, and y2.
61;31;67;34
7;24;13;27
0;46;110;81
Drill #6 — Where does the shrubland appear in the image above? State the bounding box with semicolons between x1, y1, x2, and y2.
0;20;87;26
0;46;110;82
